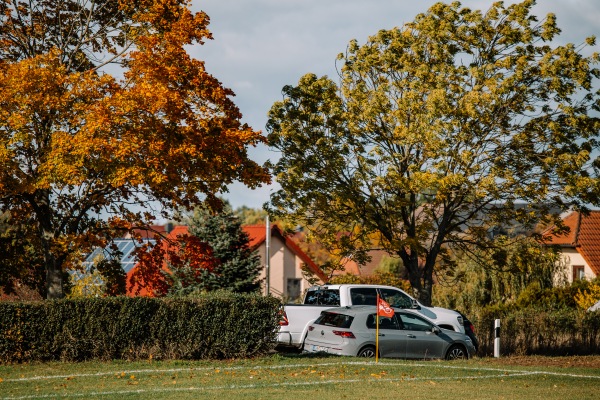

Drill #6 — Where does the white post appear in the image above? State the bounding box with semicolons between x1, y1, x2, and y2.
265;215;271;296
494;319;501;358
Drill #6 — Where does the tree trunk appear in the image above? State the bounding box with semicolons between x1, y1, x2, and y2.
42;236;64;299
46;258;64;299
400;250;434;307
36;191;64;299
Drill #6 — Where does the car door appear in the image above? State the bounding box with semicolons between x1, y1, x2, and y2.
366;313;407;358
398;312;446;359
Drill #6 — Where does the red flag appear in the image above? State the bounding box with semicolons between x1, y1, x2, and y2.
377;295;394;318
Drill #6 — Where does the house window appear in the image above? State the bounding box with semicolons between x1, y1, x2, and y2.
287;278;302;301
573;266;585;281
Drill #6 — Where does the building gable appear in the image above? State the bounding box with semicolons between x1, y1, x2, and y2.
543;211;600;279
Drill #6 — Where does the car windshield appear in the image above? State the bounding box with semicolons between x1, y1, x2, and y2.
304;289;341;305
314;312;354;328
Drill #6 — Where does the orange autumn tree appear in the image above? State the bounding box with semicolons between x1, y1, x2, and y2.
0;0;270;299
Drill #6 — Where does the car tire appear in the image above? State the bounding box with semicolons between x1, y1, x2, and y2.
445;345;467;360
357;346;377;358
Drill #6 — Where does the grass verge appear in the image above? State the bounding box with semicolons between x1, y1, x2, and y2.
0;354;599;400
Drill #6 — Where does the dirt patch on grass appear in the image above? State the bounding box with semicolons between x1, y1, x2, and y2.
480;355;600;369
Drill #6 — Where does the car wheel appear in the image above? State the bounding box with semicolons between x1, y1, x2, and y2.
445;345;467;360
357;346;376;358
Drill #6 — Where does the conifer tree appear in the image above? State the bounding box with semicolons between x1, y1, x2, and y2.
186;204;263;293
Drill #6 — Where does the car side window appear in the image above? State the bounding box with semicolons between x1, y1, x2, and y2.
379;288;413;309
366;314;401;330
398;313;433;332
350;288;378;305
304;289;341;305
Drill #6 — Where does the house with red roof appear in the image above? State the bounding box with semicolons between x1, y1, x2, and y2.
243;224;327;298
543;211;600;282
125;224;327;300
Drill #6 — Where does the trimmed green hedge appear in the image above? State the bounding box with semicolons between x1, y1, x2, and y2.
474;306;600;356
0;293;281;363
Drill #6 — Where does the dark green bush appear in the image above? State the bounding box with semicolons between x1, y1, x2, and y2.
0;293;281;363
473;305;600;356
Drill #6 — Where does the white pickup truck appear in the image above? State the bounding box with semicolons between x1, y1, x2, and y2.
277;284;465;349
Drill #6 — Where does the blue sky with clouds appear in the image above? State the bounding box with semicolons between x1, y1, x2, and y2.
188;0;600;209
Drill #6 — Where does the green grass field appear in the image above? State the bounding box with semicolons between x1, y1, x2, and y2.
1;354;599;400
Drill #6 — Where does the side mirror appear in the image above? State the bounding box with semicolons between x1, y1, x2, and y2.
411;299;420;309
432;326;441;335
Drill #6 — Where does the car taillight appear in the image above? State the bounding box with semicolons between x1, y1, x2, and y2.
332;330;355;338
279;311;289;326
469;323;476;333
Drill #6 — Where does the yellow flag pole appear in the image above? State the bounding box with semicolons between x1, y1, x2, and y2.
376;294;379;363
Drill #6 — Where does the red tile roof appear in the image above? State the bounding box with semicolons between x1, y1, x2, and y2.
243;225;268;248
544;211;600;276
128;225;168;239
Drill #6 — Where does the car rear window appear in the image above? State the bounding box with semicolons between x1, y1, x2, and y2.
314;312;354;328
304;289;341;305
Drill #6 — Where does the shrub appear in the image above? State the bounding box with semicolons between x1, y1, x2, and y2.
473;305;600;356
574;278;600;310
0;292;281;363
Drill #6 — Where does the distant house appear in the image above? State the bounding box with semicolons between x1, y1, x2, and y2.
243;224;327;298
119;224;326;300
543;211;600;282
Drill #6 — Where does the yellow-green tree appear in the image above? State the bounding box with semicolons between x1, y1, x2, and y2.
267;1;600;306
0;0;270;299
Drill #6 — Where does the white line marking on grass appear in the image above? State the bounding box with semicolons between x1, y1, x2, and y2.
1;362;355;382
2;360;599;383
396;362;600;379
0;371;543;400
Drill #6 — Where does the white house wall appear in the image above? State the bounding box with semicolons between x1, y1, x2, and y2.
269;235;286;297
255;235;315;299
559;247;595;282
